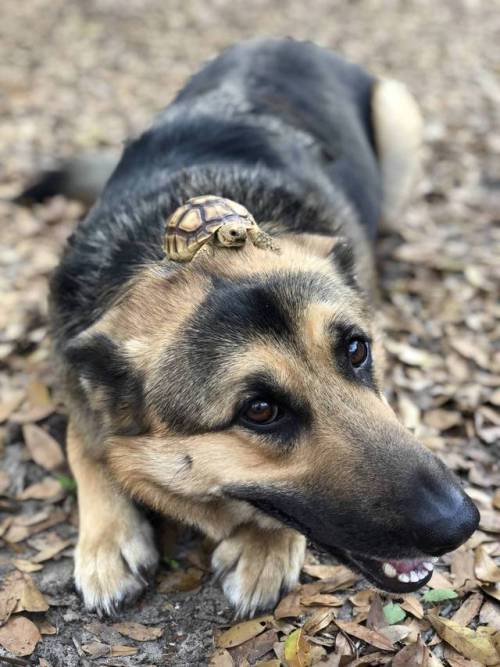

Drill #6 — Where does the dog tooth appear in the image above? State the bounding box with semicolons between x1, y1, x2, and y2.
409;571;419;583
431;557;438;563
383;563;397;578
398;573;410;583
423;561;434;571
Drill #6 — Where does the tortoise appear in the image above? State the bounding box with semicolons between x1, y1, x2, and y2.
164;195;278;262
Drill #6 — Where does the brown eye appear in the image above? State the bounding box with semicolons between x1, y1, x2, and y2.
243;399;280;425
348;338;369;367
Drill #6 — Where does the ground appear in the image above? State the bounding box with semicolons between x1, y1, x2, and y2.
0;1;499;666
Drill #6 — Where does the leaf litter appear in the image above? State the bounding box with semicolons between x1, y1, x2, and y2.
0;0;499;665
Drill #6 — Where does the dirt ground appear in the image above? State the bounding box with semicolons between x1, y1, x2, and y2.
0;1;499;666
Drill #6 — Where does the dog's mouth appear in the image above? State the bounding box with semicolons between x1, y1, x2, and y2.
239;494;435;593
345;551;435;593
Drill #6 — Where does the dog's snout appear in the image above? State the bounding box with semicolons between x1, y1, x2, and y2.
407;471;479;556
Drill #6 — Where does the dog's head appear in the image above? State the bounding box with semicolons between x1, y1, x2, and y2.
65;229;478;593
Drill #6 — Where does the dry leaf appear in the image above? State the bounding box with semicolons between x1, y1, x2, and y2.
424;408;463;430
302;563;356;584
475;545;500;583
0;390;24;423
333;620;395;651
13;558;44;572
452;549;476;589
209;649;234;666
428;569;455;589
428;612;499;665
400;594;424;619
110;645;138;656
300;593;342;607
378;624;410;644
302;608;334;635
274;590;303;619
157;566;204;593
32;537;73;563
0;470;11;496
346;652;391;665
36;619;57;635
112;621;163;641
283;628;312;667
366;594;387;630
22;424;64;470
14;573;49;613
392;636;432;666
229;629;278;665
451;593;483;626
216;616;271;649
480;600;500;630
0;615;41;656
18;476;63;500
480;511;500;534
4;508;66;542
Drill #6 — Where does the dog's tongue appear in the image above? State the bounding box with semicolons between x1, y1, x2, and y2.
386;558;425;574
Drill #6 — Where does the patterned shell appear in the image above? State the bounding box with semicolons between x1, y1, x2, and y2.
165;195;256;262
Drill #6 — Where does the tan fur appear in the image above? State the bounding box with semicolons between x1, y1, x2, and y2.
66;230;422;616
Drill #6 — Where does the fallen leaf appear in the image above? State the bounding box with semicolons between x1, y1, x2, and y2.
333;620;395;651
82;642;110;658
346;652;391;665
36;619;57;635
254;661;280;667
383;602;406;625
423;588;458;603
367;594;387;630
302;608;334;635
0;470;11;495
480;600;500;630
424;408;463;431
4;508;66;542
480;511;500;534
392;636;432;667
274;590;303;619
18;476;63;500
13;559;43;572
110;645;138;656
229;629;277;665
452;549;476;589
14;573;49;613
400;594;424;619
157;567;204;593
302;563;357;584
112;621;163;641
209;649;234;666
428;612;499;665
0;390;24;423
378;624;410;644
428;569;455;589
22;424;64;470
32;537;73;563
451;593;484;626
475;545;500;583
0;615;41;656
283;628;311;667
300;593;342;607
216;617;271;649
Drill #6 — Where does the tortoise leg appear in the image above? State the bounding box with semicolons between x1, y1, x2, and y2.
247;226;281;254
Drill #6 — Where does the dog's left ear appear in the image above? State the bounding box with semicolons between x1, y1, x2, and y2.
284;232;357;287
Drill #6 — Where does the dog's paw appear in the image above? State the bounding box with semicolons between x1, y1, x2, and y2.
74;510;158;616
212;524;306;618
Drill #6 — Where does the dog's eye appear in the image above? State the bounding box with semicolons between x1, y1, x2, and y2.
348;338;369;367
241;399;281;426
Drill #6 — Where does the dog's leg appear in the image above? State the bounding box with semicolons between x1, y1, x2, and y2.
67;422;159;615
372;79;423;228
212;523;306;618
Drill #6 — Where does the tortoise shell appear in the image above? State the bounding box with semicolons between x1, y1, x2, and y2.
164;195;257;262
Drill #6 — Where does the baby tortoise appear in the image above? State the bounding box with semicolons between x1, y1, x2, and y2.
164;195;278;262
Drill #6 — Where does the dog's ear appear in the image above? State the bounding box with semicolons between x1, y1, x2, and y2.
283;232;358;288
64;332;146;435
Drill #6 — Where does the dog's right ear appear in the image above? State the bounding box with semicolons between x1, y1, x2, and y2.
64;332;146;435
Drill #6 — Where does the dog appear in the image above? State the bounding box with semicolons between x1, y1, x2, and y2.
23;38;479;618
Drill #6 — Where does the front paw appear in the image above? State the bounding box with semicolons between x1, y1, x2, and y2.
212;524;306;618
75;511;159;616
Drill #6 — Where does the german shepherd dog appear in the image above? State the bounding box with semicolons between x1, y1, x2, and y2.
27;39;479;617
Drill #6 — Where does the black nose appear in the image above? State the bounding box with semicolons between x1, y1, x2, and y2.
407;472;480;556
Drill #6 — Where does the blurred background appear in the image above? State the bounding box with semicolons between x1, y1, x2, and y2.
0;1;499;665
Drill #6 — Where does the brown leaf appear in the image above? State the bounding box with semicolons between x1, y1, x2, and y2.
216;617;271;649
0;470;11;496
12;559;44;572
424;408;463;431
451;593;484;626
22;424;64;470
392;636;432;667
0;390;24;423
428;612;499;665
82;642;110;658
32;537;73;563
400;594;424;619
4;508;66;542
302;563;357;584
110;645;138;656
452;549;476;589
36;619;57;635
13;573;49;613
366;593;387;630
157;567;204;593
479;600;500;630
475;545;500;583
229;629;277;665
346;652;391;665
274;590;303;619
333;620;395;651
18;476;63;500
0;615;41;656
300;593;342;607
302;608;335;636
428;569;455;589
112;621;163;641
209;649;234;666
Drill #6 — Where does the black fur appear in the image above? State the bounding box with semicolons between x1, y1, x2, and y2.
49;38;381;350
